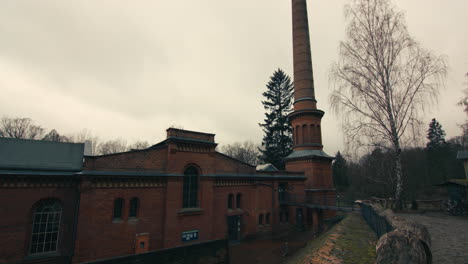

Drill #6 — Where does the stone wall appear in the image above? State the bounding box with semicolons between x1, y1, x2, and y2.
366;204;432;264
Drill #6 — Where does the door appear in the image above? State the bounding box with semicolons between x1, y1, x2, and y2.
227;215;241;242
278;182;288;203
296;208;303;227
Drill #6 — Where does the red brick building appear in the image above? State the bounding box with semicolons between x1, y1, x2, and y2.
0;1;335;263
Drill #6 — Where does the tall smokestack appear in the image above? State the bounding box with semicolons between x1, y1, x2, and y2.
292;0;316;111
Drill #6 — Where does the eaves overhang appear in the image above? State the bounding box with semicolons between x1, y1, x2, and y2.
285;149;334;161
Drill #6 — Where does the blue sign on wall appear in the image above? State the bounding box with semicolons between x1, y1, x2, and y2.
181;230;199;242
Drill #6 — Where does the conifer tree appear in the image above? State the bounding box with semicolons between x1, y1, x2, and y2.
332;151;349;192
426;118;447;149
426;118;448;184
259;69;294;169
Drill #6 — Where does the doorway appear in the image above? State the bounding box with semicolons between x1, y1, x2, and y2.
296;208;303;228
227;215;241;242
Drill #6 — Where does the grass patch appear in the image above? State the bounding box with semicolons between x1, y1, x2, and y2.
286;212;377;264
332;212;377;264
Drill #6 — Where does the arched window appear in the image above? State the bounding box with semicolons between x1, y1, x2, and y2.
228;194;234;209
259;214;264;225
296;125;301;144
183;166;199;208
292;127;295;144
113;198;124;219
302;124;308;144
266;213;270;224
129;197;139;218
236;193;242;209
310;124;315;142
30;199;62;254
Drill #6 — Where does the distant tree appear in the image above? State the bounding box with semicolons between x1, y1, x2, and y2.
332;151;349;192
330;0;447;206
455;72;468;148
42;129;70;142
426;118;449;184
426;118;447;149
220;141;260;166
0;117;45;139
67;129;100;155
360;148;395;198
128;140;150;150
97;139;127;155
259;69;294;169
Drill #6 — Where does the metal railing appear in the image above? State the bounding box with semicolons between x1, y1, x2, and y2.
361;203;393;238
279;193;355;210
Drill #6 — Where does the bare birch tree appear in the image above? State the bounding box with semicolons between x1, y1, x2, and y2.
330;0;447;205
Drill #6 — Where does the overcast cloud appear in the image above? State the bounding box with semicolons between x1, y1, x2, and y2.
0;0;466;155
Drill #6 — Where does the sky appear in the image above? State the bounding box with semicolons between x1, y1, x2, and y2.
0;0;467;156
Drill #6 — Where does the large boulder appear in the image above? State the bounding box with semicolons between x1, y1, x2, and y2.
376;229;428;264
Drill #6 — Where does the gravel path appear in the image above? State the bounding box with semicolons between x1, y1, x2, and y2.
397;213;468;264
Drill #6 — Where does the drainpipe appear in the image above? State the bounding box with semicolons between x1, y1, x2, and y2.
69;175;81;264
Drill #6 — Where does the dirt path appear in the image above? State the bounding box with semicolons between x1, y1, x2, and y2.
397;212;468;264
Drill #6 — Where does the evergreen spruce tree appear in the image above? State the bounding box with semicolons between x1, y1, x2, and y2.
259;69;294;169
332;151;349;192
426;118;448;184
426;118;447;149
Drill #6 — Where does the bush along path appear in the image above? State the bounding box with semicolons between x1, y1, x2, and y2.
286;212;377;264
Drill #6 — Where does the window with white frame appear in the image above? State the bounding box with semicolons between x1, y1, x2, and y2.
30;199;62;254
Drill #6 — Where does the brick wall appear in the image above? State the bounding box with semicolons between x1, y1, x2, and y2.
73;186;166;263
0;186;78;264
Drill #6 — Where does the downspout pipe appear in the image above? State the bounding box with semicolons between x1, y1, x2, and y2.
69;175;81;264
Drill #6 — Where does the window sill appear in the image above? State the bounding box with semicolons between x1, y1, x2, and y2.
177;208;203;216
24;252;61;261
112;218;124;223
128;217;140;222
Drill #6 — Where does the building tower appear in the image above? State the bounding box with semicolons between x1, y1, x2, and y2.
285;0;334;192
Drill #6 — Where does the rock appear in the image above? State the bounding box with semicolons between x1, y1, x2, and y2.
376;229;428;264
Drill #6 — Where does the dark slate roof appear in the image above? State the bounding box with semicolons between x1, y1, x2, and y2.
285;149;334;160
77;170;305;180
0;169;78;176
305;188;337;192
0;137;84;171
456;151;468;160
78;170;166;177
205;173;306;180
167;136;217;145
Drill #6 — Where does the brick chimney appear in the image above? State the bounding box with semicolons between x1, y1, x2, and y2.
289;0;325;151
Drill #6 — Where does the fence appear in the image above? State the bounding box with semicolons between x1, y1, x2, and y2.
279;192;355;209
83;239;229;264
361;203;393;238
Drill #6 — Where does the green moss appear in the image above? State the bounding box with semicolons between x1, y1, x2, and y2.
286;212;377;264
332;212;377;264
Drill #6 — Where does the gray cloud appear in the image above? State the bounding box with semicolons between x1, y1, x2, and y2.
0;0;466;156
